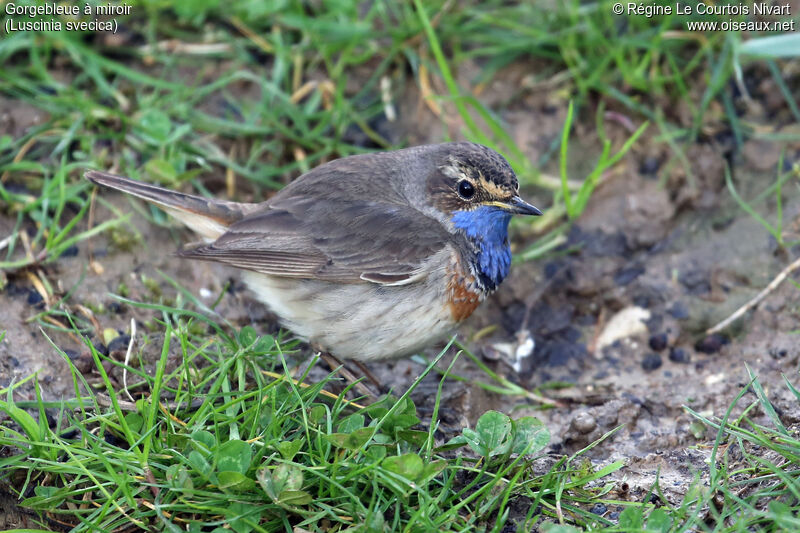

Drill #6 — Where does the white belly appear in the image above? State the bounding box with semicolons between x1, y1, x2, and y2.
241;268;456;361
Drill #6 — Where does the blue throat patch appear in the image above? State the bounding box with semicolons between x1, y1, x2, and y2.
451;206;512;291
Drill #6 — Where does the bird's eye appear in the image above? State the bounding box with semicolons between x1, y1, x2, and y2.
457;180;475;199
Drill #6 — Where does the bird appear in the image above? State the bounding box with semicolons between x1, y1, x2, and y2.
85;142;542;361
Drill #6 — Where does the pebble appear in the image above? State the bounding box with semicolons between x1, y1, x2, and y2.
648;333;668;351
61;245;79;257
107;334;131;355
27;289;44;308
92;340;109;357
590;503;608;515
71;352;93;374
571;412;598;434
540;341;588;366
669;347;691;363
596;306;651;351
641;352;663;371
768;347;788;359
695;334;728;354
639;156;662;176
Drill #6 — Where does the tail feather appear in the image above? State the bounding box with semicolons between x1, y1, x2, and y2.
85;170;257;241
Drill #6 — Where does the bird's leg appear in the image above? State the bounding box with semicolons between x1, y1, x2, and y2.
352;360;385;393
318;351;376;400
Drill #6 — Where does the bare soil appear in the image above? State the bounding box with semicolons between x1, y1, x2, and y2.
2;57;800;520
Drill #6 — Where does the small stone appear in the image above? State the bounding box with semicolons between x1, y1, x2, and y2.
590;503;608;515
648;333;668;351
596;306;651;352
639;156;662;176
72;352;93;374
61;245;79;257
27;289;44;308
769;347;788;359
92;339;109;357
539;341;588;367
107;334;131;356
695;334;728;354
669;347;691;363
641;352;662;371
571;412;597;434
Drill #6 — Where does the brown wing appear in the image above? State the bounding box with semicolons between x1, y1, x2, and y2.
178;194;452;285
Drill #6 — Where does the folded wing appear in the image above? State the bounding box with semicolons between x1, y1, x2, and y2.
179;194;452;285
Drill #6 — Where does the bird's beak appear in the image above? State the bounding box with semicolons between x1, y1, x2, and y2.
488;196;543;216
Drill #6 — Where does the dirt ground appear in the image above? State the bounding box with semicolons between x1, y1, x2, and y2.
2;57;800;519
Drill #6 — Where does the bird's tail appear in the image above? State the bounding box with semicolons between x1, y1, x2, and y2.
85;170;257;241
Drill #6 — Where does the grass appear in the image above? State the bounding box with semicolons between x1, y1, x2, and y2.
725;157;800;251
0;308;626;532
680;368;800;531
1;0;800;531
4;315;800;531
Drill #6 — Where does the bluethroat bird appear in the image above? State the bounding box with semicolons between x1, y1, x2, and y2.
86;142;542;361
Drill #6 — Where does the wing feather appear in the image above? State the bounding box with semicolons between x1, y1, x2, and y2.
178;189;452;285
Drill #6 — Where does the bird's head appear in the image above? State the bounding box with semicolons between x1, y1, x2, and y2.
425;142;541;222
423;143;542;290
425;142;541;228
